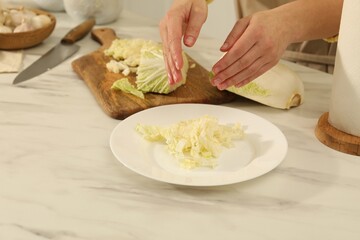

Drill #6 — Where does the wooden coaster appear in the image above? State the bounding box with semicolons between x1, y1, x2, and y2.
315;112;360;156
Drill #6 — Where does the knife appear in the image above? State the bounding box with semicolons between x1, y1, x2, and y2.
13;18;96;85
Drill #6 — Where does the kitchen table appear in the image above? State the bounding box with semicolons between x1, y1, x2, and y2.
1;8;360;240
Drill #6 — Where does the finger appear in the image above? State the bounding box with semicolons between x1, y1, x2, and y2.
164;18;183;84
166;13;185;71
159;19;174;83
227;41;280;89
210;43;262;87
183;2;208;47
234;62;274;88
168;48;182;84
159;22;183;85
164;33;182;85
163;51;174;84
212;27;257;75
220;17;250;52
216;57;270;90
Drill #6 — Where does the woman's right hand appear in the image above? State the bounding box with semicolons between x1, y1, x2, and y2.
159;0;208;84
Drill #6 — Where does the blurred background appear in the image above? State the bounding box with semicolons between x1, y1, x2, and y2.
2;0;238;41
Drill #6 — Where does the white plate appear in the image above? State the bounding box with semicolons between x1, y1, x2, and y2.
110;104;288;186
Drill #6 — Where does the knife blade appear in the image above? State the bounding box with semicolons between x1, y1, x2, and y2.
13;18;96;85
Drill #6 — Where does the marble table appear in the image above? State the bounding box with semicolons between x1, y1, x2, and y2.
1;8;359;240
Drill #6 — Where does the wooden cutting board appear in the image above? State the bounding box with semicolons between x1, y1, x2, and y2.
72;28;236;120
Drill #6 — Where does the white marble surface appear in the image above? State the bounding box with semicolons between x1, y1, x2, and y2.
1;7;360;240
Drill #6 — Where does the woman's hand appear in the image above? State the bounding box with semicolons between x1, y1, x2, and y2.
211;10;291;90
210;0;343;90
159;0;208;84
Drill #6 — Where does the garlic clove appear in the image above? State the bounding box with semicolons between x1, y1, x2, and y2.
31;14;51;29
3;11;13;27
9;9;36;27
0;24;12;33
13;21;35;33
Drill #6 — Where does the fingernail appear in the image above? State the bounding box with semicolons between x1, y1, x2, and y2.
218;84;226;91
220;42;228;50
185;36;195;46
168;72;173;84
212;78;221;85
213;67;220;74
175;60;180;70
172;72;178;83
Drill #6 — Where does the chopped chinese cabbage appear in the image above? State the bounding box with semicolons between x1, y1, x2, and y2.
104;38;159;67
136;115;244;169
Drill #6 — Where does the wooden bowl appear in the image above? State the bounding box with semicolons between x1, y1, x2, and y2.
0;8;56;50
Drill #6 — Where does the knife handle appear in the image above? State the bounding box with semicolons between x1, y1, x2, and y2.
61;18;96;44
91;28;118;47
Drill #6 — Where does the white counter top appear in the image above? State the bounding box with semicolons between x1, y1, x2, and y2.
1;9;360;240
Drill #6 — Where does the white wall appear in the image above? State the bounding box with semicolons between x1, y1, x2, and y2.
123;0;173;22
203;0;238;41
123;0;238;41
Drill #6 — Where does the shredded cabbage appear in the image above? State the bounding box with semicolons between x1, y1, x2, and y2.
136;115;244;169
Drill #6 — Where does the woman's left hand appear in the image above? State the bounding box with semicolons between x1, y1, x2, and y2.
210;10;291;90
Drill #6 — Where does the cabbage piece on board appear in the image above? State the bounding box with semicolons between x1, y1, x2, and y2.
111;78;145;99
136;44;189;94
226;63;304;109
104;38;159;67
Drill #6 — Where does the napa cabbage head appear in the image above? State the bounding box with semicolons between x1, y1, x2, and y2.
211;63;304;109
